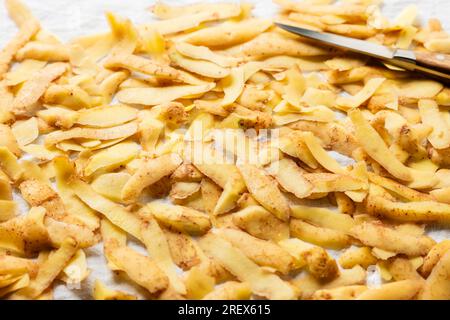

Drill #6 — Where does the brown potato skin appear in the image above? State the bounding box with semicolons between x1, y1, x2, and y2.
387;257;423;281
357;280;423;300
0;124;21;157
203;281;251;300
338;247;377;270
106;242;169;296
238;164;291;222
163;229;201;271
288;120;359;157
312;285;368;300
19;179;66;221
232;205;289;242
420;240;450;277
303;246;340;281
218;228;295;274
350;222;435;257
290;219;352;250
420;250;450;300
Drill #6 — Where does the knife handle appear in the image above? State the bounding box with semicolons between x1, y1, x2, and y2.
414;51;450;74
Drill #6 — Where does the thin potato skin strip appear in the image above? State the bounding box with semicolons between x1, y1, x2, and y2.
16;42;70;62
93;280;137;300
183;19;272;48
0;124;21;156
337;78;385;109
213;175;246;216
290;219;353;250
18;179;66;221
53;157;100;230
217;228;295;274
44;122;138;147
76;105;137;128
5;0;38;27
356;280;423;300
349;109;413;181
241;32;329;59
198;233;296;300
325;24;376;40
140;212;186;295
420;250;450;300
0;84;14;123
142;4;241;35
0;20;40;78
44;85;92;110
104;53;181;80
288;120;358;157
366;193;450;224
105;241;169;295
367;172;432;202
300;132;346;174
11;63;68;117
121;154;182;201
0;146;23;181
151;2;241;20
91;172;131;203
291;205;356;233
117;84;215;106
175;42;239;68
221;67;245;106
69;179;142;241
203;281;251;300
306;173;366;193
292;265;367;299
163;229;201;271
169;50;230;79
420;240;450;278
238;164;291;222
267;159;313;199
279;238;339;281
312;285;368;300
146;201;212;236
100;219;126;270
12;117;39;146
10;237;78;300
350;222;435;257
106;12;138;56
84;142;139;177
418;99;450;150
232;205;289;242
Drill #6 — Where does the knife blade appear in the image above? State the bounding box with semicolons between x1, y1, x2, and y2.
276;23;450;83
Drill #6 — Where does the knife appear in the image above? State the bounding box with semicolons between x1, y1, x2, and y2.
276;23;450;83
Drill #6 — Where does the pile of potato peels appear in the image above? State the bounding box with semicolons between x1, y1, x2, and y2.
0;0;450;300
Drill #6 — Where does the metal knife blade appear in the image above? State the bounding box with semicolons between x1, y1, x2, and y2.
276;23;395;60
275;23;450;83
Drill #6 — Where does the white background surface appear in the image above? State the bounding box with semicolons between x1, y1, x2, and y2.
0;0;449;300
2;0;450;47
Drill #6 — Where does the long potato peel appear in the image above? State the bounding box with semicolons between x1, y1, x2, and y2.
140;211;186;295
10;237;78;299
349;109;412;181
238;164;291;221
69;179;142;241
198;233;296;300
